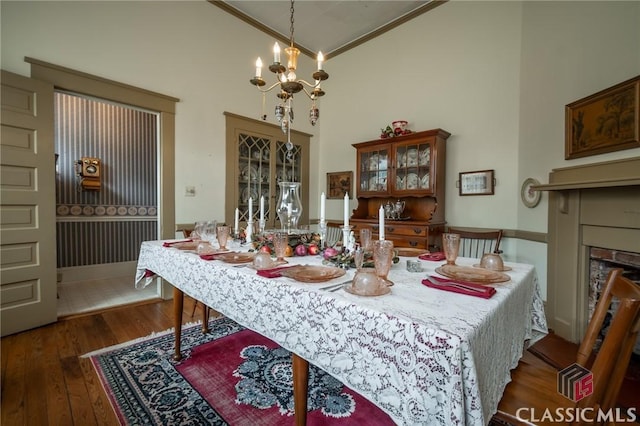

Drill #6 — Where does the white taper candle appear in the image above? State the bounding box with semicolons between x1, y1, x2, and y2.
343;192;349;227
260;195;265;221
379;205;385;240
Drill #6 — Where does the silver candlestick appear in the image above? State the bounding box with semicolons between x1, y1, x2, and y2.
245;220;254;244
341;225;352;252
318;220;327;249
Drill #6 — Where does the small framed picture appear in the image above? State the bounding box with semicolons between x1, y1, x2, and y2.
458;169;495;196
327;171;353;199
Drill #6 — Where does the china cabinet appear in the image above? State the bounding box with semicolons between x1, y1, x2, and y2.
224;113;310;230
350;128;450;250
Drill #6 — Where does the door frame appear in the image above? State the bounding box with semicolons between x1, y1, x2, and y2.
26;57;179;299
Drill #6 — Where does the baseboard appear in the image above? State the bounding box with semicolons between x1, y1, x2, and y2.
57;261;137;283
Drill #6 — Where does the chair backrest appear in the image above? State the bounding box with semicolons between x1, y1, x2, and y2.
324;225;343;248
575;268;640;414
446;227;503;258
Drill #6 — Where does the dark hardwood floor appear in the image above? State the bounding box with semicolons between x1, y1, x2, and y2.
1;297;208;426
2;298;638;425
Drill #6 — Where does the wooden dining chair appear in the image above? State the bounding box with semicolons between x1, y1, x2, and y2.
446;227;503;258
492;268;640;425
325;224;343;247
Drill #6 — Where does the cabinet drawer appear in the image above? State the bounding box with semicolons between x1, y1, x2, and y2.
372;224;428;237
386;236;429;249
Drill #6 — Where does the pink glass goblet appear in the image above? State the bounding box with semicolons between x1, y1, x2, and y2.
373;239;394;287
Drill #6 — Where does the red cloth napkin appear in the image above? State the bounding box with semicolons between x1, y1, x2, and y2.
163;239;193;247
422;275;496;299
199;253;227;261
256;266;295;278
418;252;446;261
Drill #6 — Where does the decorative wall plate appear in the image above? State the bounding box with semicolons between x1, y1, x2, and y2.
521;178;541;208
57;205;70;216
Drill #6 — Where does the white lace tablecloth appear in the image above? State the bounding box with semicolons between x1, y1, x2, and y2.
135;240;547;425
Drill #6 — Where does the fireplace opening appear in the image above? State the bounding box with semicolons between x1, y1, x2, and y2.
588;247;640;356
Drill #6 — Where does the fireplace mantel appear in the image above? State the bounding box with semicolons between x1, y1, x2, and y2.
534;156;640;191
543;157;640;342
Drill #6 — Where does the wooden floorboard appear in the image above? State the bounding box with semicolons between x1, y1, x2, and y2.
1;297;205;426
4;298;637;425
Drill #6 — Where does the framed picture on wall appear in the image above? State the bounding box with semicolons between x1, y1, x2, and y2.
458;169;495;196
565;75;639;159
327;171;353;199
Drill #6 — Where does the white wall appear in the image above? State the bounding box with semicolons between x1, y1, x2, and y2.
321;1;524;230
517;1;640;233
318;1;639;297
0;0;319;226
3;1;639;299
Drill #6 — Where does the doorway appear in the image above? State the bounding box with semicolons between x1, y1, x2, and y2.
54;91;161;316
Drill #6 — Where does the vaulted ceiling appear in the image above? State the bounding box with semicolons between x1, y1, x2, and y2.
210;1;446;58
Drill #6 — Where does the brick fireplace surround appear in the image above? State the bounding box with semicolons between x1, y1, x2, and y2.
589;247;640;353
538;157;640;343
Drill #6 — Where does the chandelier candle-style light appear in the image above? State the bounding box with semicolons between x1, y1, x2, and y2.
250;0;329;141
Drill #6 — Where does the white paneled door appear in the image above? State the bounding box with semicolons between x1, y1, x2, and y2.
1;70;57;336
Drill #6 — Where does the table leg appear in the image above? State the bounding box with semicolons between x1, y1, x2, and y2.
173;286;184;361
202;305;210;333
292;353;309;426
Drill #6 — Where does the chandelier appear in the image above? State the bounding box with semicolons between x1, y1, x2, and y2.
250;0;328;144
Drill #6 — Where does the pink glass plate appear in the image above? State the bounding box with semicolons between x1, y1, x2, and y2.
280;265;346;283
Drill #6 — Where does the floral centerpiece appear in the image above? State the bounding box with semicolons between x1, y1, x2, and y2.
322;248;400;270
251;231;322;256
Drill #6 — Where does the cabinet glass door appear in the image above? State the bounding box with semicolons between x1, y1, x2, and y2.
394;141;432;193
358;146;390;195
237;133;271;223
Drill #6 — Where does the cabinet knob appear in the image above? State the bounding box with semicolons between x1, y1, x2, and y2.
413;228;423;234
409;241;418;247
387;227;394;232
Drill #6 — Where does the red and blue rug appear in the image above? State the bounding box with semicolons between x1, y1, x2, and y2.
88;316;395;425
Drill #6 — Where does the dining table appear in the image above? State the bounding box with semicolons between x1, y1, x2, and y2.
135;239;547;426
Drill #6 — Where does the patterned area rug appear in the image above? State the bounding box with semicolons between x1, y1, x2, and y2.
87;316;394;425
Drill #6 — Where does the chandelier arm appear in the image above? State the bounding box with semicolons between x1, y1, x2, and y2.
299;87;317;101
296;79;322;89
254;81;285;93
